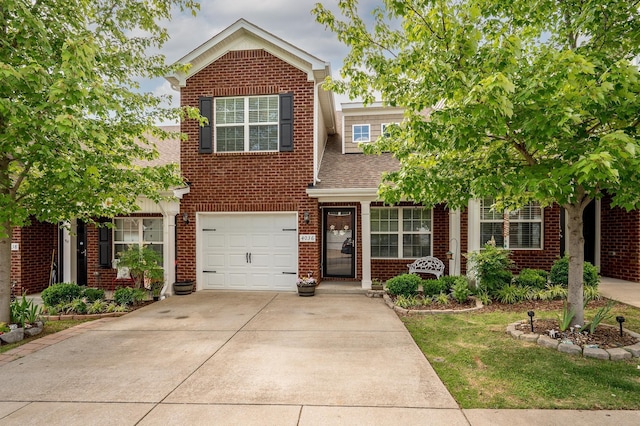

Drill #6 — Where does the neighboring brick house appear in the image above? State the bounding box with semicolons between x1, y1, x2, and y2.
10;19;640;296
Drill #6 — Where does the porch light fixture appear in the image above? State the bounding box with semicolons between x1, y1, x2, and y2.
527;310;535;333
303;211;310;224
446;250;453;260
182;212;189;224
616;316;625;337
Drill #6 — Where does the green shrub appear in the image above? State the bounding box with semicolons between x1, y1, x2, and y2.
83;288;105;303
437;276;461;293
435;292;450;306
466;243;513;294
10;294;41;326
113;287;146;307
395;295;419;309
87;300;107;314
41;283;83;307
549;256;599;287
583;285;601;304
514;269;548;289
543;284;568;300
70;298;87;314
386;273;422;297
423;279;449;297
451;277;471;303
495;285;521;304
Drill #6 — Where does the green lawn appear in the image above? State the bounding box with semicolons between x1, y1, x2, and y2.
404;302;640;409
0;319;92;354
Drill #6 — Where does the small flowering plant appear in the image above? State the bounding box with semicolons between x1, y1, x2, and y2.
296;273;317;287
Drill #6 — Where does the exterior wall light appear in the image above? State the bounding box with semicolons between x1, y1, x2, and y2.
303;211;310;224
182;212;189;224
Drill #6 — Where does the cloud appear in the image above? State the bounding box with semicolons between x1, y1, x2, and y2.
147;0;386;117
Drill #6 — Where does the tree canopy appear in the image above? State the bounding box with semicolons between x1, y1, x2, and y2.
314;0;640;325
0;0;201;322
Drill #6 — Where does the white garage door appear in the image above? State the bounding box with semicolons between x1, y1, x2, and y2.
199;213;298;290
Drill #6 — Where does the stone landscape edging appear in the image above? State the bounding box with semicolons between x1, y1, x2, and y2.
383;293;484;315
506;321;640;360
42;312;128;321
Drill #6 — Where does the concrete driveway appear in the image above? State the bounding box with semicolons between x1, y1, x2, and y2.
0;292;465;425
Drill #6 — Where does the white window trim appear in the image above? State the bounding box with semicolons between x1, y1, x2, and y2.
214;95;279;153
352;124;371;143
381;123;399;137
476;199;544;250
371;207;433;259
113;217;165;256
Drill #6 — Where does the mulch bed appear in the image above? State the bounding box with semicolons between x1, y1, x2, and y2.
514;318;638;349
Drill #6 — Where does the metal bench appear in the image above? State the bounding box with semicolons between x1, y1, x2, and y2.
407;256;445;279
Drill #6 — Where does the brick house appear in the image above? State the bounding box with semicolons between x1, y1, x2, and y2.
11;19;640;296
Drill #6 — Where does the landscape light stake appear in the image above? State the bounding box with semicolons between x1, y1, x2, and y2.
527;311;535;333
616;316;625;337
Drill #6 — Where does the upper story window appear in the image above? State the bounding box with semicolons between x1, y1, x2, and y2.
480;198;543;249
381;123;399;137
113;218;164;258
215;95;279;152
352;124;370;143
371;207;432;258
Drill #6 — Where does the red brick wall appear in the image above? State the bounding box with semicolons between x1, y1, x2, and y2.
600;196;640;281
370;203;449;281
509;204;562;273
459;204;562;276
11;220;57;295
178;50;318;284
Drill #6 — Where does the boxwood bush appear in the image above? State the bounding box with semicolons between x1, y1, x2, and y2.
41;282;83;307
550;256;599;287
386;273;422;297
514;268;548;289
423;278;449;297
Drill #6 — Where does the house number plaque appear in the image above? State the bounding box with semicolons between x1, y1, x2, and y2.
299;234;316;242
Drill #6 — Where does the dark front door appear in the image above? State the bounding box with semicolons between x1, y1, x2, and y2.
323;208;356;278
560;200;597;265
76;220;87;286
583;200;596;265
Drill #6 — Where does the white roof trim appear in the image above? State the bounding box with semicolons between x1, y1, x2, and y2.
166;19;331;88
306;187;380;203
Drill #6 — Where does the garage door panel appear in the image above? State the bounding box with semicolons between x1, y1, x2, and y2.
228;253;251;268
273;253;296;268
202;272;225;288
199;213;298;291
204;254;225;269
250;234;271;249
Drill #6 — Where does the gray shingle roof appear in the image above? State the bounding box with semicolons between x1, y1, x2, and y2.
314;134;399;190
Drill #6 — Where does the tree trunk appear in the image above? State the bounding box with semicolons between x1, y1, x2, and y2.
0;221;12;323
564;203;585;327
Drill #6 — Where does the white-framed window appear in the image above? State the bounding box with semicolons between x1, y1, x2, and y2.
215;95;279;152
352;124;370;143
381;123;399;137
113;218;164;258
371;207;432;258
479;198;543;249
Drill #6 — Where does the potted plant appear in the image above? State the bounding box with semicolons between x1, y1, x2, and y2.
296;274;317;297
116;245;164;298
371;278;384;291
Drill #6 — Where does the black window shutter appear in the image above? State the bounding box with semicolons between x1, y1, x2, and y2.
98;218;112;268
199;97;213;153
279;93;294;152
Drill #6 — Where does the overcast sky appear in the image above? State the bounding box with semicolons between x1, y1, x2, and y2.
147;0;384;119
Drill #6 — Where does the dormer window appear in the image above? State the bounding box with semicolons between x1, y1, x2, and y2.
352;124;370;143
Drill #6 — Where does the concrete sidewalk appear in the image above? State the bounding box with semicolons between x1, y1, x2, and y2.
1;290;640;425
599;277;640;309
